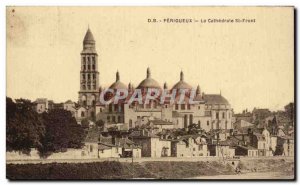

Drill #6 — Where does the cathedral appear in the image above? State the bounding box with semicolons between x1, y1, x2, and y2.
77;28;233;133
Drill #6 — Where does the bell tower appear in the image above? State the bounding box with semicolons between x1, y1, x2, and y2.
78;28;99;107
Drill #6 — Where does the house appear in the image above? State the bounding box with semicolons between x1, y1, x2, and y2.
233;120;254;130
207;141;235;158
252;128;273;156
131;130;171;157
275;136;294;156
235;145;258;157
171;135;209;157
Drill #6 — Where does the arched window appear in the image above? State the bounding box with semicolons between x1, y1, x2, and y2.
129;119;133;128
81;111;85;117
82;74;85;80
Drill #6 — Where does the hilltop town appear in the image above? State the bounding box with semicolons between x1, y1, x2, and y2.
6;28;294;161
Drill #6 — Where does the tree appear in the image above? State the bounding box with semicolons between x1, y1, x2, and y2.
81;118;90;129
6;97;45;154
38;109;85;157
95;119;105;131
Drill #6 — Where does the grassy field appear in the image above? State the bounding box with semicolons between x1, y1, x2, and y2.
6;158;294;180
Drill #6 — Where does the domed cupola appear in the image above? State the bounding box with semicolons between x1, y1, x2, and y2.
137;68;161;90
109;71;127;90
172;70;193;90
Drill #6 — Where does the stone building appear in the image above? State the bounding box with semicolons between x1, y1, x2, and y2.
73;28;233;133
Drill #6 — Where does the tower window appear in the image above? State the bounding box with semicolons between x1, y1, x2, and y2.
93;85;96;90
88;74;90;80
175;104;178;110
216;112;219;119
88;85;91;90
81;112;85;117
93;74;95;79
92;65;95;70
82;85;86;90
92;56;95;63
82;74;85;80
207;121;209;126
181;104;185;110
83;65;86;70
88;65;90;70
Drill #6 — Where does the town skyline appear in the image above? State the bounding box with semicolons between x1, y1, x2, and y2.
7;7;294;112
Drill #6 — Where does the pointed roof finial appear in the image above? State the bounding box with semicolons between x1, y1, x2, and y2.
196;85;200;95
147;67;151;78
116;70;120;82
164;82;168;89
180;70;184;81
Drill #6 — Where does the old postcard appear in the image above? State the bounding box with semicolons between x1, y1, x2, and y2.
6;7;294;180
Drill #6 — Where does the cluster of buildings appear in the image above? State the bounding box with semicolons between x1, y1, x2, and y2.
29;28;294;160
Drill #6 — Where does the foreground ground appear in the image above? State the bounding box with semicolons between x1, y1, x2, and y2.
6;157;294;180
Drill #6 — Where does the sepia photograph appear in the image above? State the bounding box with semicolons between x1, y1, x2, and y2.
6;6;295;180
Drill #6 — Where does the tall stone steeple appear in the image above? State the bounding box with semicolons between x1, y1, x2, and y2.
78;27;100;109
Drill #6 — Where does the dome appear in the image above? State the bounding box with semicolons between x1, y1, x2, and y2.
83;28;95;44
137;68;161;89
109;71;127;90
172;71;193;90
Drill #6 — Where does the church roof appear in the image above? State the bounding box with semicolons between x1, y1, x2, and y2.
172;71;192;90
203;94;229;105
109;71;127;90
137;68;161;89
83;28;95;43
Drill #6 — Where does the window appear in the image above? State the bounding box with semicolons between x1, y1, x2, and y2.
90;145;93;152
187;104;191;110
198;106;200;110
88;85;91;90
88;74;90;80
83;100;86;106
175;104;179;110
81;112;85;117
118;116;121;123
93;74;96;79
82;74;85;80
181;104;185;110
129;119;133;128
88;65;90;70
109;104;112;112
93;85;96;90
198;145;203;150
222;112;225;119
216;112;219;119
193;148;196;151
198;120;201;128
107;116;110;122
92;65;95;70
207;121;209;126
112;116;116;123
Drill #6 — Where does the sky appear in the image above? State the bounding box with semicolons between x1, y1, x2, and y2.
6;7;294;113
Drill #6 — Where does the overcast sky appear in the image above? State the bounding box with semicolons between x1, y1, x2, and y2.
7;7;294;113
